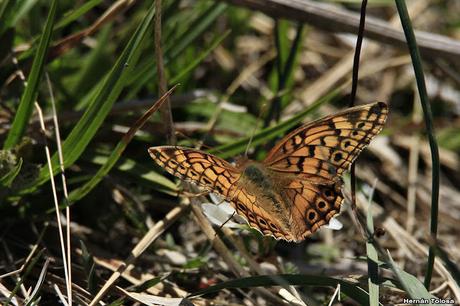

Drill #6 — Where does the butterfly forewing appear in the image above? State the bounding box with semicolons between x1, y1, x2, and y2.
148;146;241;198
263;102;388;182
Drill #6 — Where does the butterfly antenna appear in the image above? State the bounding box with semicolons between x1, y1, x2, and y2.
244;103;268;157
175;130;217;152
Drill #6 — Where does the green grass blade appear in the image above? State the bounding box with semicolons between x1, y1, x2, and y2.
170;29;231;84
70;24;112;100
190;274;371;305
387;251;435;305
167;3;227;60
394;0;440;289
23;1;156;192
3;0;57;150
279;23;304;107
54;0;102;30
366;184;379;306
10;0;39;27
0;0;16;35
0;157;23;187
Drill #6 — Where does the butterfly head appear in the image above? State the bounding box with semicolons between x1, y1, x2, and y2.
233;155;250;169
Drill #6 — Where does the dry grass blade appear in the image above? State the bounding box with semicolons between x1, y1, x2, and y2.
47;0;136;59
34;101;71;305
154;0;176;145
45;73;73;306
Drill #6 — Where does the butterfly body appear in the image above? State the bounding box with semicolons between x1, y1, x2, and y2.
149;102;388;242
237;161;295;234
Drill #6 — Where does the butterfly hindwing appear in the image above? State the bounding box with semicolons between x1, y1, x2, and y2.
229;188;294;241
283;180;343;240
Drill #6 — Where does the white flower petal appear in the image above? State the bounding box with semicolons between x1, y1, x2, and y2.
201;203;239;228
324;217;343;230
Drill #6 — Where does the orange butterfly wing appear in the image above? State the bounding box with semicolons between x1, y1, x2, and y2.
283;180;343;240
264;102;388;239
264;102;388;182
148;146;241;198
148;146;291;239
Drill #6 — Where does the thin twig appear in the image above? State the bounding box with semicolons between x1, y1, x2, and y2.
154;0;176;145
348;0;367;218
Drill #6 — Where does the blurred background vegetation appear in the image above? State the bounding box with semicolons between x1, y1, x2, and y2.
0;0;459;305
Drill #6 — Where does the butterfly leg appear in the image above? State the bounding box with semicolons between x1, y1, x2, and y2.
179;190;210;198
214;211;237;239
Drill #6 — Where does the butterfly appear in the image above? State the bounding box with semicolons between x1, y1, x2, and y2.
148;102;388;242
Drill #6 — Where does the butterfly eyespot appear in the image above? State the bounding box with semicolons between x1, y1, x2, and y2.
357;122;365;129
258;218;267;226
333;152;343;162
344;141;351;148
237;203;246;211
324;190;333;197
318;201;326;209
178;165;186;171
269;223;278;230
247;212;255;220
352;131;359;136
307;211;316;221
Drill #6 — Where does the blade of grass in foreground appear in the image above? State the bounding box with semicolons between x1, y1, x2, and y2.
85;153;176;194
0;158;22;187
3;0;57;150
190;274;370;305
366;184;380;306
394;0;440;289
387;251;435;305
19;1;156;195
